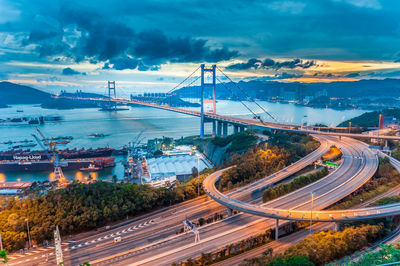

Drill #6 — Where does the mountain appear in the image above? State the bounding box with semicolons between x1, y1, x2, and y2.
176;78;400;100
0;82;100;109
0;81;52;105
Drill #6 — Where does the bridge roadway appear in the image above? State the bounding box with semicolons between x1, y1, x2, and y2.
60;95;400;141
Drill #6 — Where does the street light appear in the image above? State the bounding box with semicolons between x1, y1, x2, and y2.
197;155;200;197
310;192;315;235
191;146;200;197
25;218;31;249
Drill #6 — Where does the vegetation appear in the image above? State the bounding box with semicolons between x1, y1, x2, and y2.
265;131;320;161
338;108;400;127
218;145;291;191
370;195;400;206
322;146;342;161
0;250;8;263
330;157;400;210
244;224;386;266
211;131;258;153
175;229;273;266
176;213;227;234
262;167;329;202
334;244;400;266
0;169;217;252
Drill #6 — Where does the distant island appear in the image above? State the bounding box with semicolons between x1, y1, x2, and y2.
2;78;400;110
0;82;102;110
338;108;400;127
176;78;400;110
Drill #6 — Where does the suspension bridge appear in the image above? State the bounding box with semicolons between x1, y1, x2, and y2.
57;64;400;141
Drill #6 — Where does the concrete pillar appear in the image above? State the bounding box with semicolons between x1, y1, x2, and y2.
217;121;222;137
234;125;239;134
227;208;233;217
335;222;340;232
223;122;228;137
212;120;216;137
275;219;279;241
240;126;246;132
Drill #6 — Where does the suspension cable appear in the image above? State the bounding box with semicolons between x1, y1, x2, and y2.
169;76;200;97
167;66;201;94
216;66;278;123
216;77;265;124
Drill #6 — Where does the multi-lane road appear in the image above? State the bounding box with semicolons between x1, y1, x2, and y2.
7;135;331;265
7;135;391;265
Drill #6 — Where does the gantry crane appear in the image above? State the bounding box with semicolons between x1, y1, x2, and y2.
32;126;66;183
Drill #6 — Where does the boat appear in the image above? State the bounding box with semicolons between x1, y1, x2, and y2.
12;143;37;149
16;110;23;113
88;133;110;138
0;147;115;161
54;141;70;145
80;164;102;172
0;157;115;172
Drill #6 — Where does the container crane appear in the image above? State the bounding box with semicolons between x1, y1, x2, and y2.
32;126;66;183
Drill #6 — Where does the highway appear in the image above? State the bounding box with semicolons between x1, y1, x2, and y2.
90;136;379;265
6;135;331;265
7;135;386;265
204;138;400;222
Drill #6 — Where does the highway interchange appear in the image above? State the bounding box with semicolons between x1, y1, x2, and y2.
8;133;400;265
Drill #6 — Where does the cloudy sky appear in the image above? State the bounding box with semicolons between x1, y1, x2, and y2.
1;0;400;94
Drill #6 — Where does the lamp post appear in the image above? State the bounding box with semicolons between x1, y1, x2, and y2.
310;192;315;234
192;146;200;197
25;218;31;249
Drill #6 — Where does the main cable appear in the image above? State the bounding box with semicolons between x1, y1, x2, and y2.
216;66;278;123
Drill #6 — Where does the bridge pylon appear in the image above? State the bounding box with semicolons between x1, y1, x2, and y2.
200;64;216;138
108;81;116;110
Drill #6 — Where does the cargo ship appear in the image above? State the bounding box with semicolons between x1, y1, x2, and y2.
0;147;116;172
0;157;115;172
0;147;115;161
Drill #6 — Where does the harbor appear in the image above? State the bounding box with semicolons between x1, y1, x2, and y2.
0;102;365;184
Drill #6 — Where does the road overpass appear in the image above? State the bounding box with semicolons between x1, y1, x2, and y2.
6;135;332;265
8;135;394;265
204;137;400;222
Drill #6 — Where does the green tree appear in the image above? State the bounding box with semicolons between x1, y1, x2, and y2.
0;250;8;263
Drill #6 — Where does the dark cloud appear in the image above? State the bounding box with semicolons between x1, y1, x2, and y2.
345;72;360;78
226;58;262;70
270;58;315;69
28;30;59;42
227;58;315;71
21;8;239;71
109;57;139;70
62;67;83;75
275;72;302;79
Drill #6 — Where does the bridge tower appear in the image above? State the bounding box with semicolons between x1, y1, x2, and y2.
200;64;216;138
108;81;116;110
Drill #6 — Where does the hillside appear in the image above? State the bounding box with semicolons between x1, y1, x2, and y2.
176;78;400;100
338;108;400;127
0;82;100;109
0;81;52;104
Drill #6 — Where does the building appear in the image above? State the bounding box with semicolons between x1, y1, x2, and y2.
315;88;328;98
144;150;212;185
